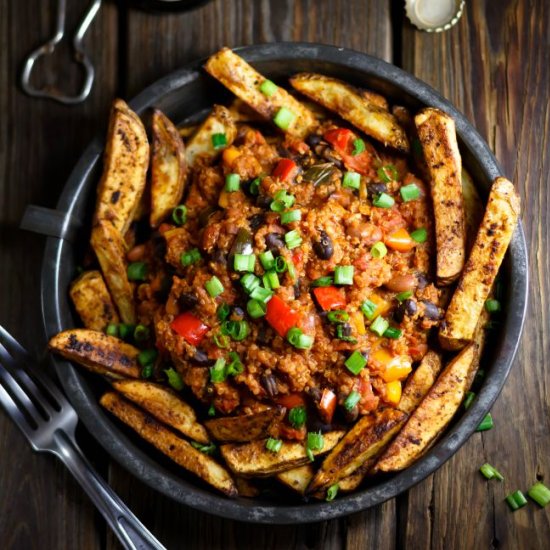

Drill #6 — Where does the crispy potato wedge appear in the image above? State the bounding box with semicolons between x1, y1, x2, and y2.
276;464;314;495
185;105;237;167
415;108;466;285
290;73;409;152
361;89;389;110
220;431;345;477
439;177;520;350
69;270;119;331
204;408;285;443
311;459;375;499
48;329;141;379
100;392;237;497
94;99;149;236
205;48;317;139
375;343;477;472
398;351;443;414
306;409;407;494
91;220;135;324
462;168;485;251
111;380;210;444
150;110;187;228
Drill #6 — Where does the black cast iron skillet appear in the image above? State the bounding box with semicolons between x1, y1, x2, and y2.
39;43;528;524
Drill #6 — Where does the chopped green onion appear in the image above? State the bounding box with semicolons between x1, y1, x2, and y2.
383;326;402;339
306;431;324;462
213;332;230;348
118;323;135;341
326;484;339;502
133;324;150;342
410;228;427;243
270;199;286;213
396;290;413;302
344;390;361;411
370;241;388;258
127;262;148;281
527;482;550;507
281;209;302;224
165;367;184;390
207;404;216;417
311;276;333;287
273;107;296;130
360;299;378;320
259;250;275;270
171;204;188;226
286;327;314;349
210;358;227;383
274;256;288;273
247;298;267;319
225;173;240;192
345;350;368;375
373;192;395;208
285;229;303;250
234;253;256;272
191;441;216;455
287;261;297;281
271;189;295;211
327;310;349;323
211;132;227;149
377;164;398;183
137;349;158;368
217;302;231;322
342;171;361;190
289;406;307;428
205;276;224;297
249;177;261;195
370;316;389;337
352;139;365;156
505;490;528;511
479;463;504;481
226;351;244;376
181;248;202;266
222;319;250;341
334;265;354;285
105;324;118;337
336;324;357;343
265;438;283;453
259;79;278;97
263;271;280;290
485;299;501;313
400;183;420;202
141;365;153;379
476;413;494;432
240;273;261;294
463;391;475;410
250;286;273;303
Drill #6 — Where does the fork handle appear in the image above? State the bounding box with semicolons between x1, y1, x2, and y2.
53;430;166;550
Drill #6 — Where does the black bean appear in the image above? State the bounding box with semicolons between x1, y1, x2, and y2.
211;248;227;266
261;373;279;397
248;213;265;232
265;232;285;253
393;304;405;324
394;299;418;323
178;292;199;311
404;299;418;316
313;230;334;259
191;349;213;366
308;386;322;403
367;182;388;199
421;300;441;320
256;194;272;209
306;134;322;148
416;273;429;289
276;145;293;158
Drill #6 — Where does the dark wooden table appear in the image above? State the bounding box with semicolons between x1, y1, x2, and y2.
1;1;548;548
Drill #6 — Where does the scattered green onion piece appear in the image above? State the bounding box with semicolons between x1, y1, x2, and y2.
181;248;202;267
327;310;349;323
259;79;278;97
165;367;184;391
336;325;357;343
527;482;550;507
249;177;261;195
311;276;333;287
247;298;267;319
133;324;150;342
205;276;224;298
240;273;261;294
217;302;231;322
373;192;395;208
191;441;216;455
400;183;420;202
360;299;378;320
476;413;494;432
370;316;389;337
213;332;230;349
274;256;288;273
171;204;188;226
273;107;296;130
395;290;413;302
289;406;307;428
342;171;361;190
274;189;295;208
306;431;324;462
352;139;365;156
234;253;256;272
105;324;118;337
286;327;314;349
326;484;339;502
263;270;280;290
463;391;476;410
231;320;250;341
127;262;148;282
137;349;158;368
250;286;273;303
259;250;275;270
207;405;216;417
287;261;297;281
410;228;428;243
211;132;227;149
265;438;283;453
485;299;501;313
344;390;361;411
141;365;153;379
506;490;528;511
118;323;135;341
345;351;368;375
377;164;398;183
370;241;388;259
285;229;303;250
225;173;240;192
479;463;504;481
334;265;354;285
270;199;286;213
226;352;244;376
281;209;302;224
210;358;227;383
383;327;402;339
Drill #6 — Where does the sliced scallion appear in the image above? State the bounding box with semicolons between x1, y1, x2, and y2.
225;173;240;192
395;290;413;302
373;192;395;208
273;107;296;130
281;209;302;224
370;316;389;337
234;253;256;272
334;265;354;285
289;406;306;428
165;367;184;391
527;482;550;507
410;228;427;243
352;139;365;156
263;270;280;290
266;437;283;453
205;276;224;298
505;490;528;511
310;276;333;287
181;248;201;267
360;299;378;320
210;358;227;383
326;484;339;502
383;326;402;339
171;204;188;226
400;183;420;202
259;79;278;97
247;298;267;319
342;171;361;190
259;250;275;270
327;310;349;323
479;463;504;481
286;327;314;349
211;132;227;149
476;413;494;432
285;229;303;250
377;164;398;183
370;241;387;258
345;351;368;375
344;390;361;411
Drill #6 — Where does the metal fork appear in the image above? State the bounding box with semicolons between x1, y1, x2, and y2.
0;325;166;550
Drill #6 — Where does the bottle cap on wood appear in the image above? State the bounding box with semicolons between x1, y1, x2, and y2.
405;0;465;32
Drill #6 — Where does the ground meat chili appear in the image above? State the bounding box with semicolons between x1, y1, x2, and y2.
154;121;438;434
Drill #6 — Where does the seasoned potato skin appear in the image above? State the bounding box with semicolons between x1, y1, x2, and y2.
69;270;119;331
100;392;237;497
48;329;141;378
415;108;466;285
439;177;520;350
276;464;314;495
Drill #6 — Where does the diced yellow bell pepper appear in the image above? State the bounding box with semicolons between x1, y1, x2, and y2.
218;190;231;208
381;356;412;383
385;380;402;405
222;145;241;167
367;292;392;319
352;311;366;335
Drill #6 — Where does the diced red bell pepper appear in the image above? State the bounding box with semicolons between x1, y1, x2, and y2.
171;312;209;346
324;127;373;175
324;128;353;151
291;250;303;270
279;423;306;441
312;286;347;311
272;158;298;182
318;388;337;424
358;378;378;412
276;393;306;409
265;295;300;337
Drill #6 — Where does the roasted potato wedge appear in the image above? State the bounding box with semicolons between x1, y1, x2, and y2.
439;177;520;350
276;464;314;495
398;351;443;414
361;89;389;110
290;73;409;152
220;431;345;477
205;48;317;139
204;408;285;443
150;110;187;228
375;343;477;472
91;220;135;324
48;329;141;379
111;380;210;444
306;409;407;494
100;392;237;497
69;270;119;331
185;105;237;167
94;99;149;236
415;108;466;285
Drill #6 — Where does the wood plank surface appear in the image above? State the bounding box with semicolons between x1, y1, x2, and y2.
0;0;548;549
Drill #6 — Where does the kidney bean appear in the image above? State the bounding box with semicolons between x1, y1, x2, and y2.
385;274;418;292
345;221;383;245
191;349;213;366
127;244;146;262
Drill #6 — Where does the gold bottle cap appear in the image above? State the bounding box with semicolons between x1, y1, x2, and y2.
405;0;465;32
